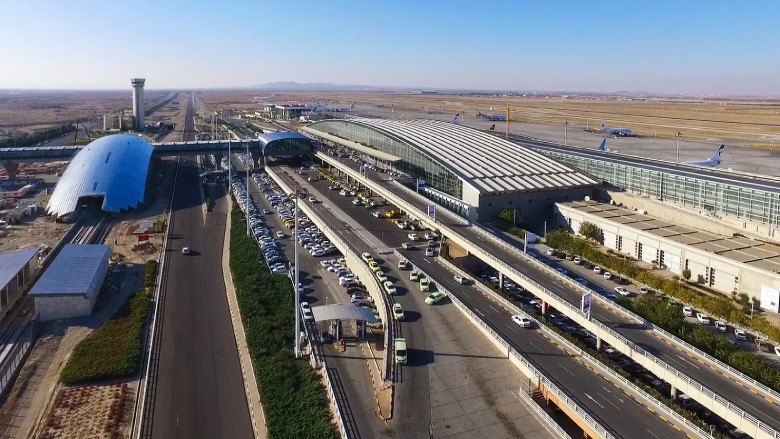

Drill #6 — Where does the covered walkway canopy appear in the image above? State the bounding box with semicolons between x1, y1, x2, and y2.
311;303;378;323
301;126;401;162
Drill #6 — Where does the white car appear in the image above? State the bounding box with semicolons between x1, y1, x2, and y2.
714;321;727;332
593;266;602;274
454;275;471;285
573;256;582;265
545;248;556;256
734;329;748;340
371;211;381;218
682;306;694;317
300;302;314;322
696;312;711;325
407;233;420;241
308;196;316;203
319;260;331;268
276;231;285;238
614;287;630;296
401;242;413;250
603;271;612;280
392;303;405;320
425;248;434;257
511;314;532;328
398;259;408;270
181;247;191;255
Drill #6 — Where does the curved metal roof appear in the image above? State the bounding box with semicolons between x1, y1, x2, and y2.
337;118;599;194
47;134;153;216
311;303;378;322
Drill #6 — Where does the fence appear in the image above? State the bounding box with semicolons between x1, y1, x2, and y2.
0;313;40;398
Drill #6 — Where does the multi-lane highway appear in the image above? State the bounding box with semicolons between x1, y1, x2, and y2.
145;95;253;438
319;152;780;434
273;166;695;438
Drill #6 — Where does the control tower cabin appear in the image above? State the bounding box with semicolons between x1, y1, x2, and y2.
131;78;145;131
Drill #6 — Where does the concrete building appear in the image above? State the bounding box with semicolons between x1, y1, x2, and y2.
103;114;121;131
556;200;780;311
29;244;112;321
303;118;598;221
131;78;145;131
0;247;41;317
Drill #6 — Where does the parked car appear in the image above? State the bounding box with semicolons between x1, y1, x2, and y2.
402;242;414;250
383;281;397;295
603;271;612;280
682;306;694;317
420;277;431;292
714;321;727;332
696;313;711;325
734;328;748;341
545;248;557;256
425;248;435;257
410;271;420;281
361;252;374;263
593;266;602;274
614;287;630;296
573;256;582;265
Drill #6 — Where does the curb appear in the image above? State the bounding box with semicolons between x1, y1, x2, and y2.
222;210;268;439
360;340;393;420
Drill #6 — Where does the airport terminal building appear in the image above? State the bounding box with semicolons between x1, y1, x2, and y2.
302;118;598;221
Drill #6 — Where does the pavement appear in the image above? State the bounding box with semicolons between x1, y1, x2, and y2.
148;157;253;439
277;167;569;438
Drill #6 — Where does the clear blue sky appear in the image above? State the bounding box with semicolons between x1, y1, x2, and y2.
2;0;779;94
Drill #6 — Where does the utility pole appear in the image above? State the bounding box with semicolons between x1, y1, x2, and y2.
676;140;680;163
564;120;568;146
505;105;510;140
294;196;301;358
246;140;250;236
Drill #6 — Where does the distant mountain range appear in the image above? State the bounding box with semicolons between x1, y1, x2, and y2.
249;81;411;92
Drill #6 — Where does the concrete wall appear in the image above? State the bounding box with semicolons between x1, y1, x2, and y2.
34;295;94;322
556;203;780;301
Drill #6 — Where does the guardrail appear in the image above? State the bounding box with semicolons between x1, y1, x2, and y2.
318;152;780;438
0;313;39;398
436;256;709;439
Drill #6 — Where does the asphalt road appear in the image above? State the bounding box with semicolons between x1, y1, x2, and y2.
149;95;253;438
324;155;780;433
276;167;690;439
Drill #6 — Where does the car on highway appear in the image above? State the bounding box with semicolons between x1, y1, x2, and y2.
545;248;556;256
308;196;317;203
696;313;711;325
425;292;446;305
392;303;405;320
682;306;694;317
407;233;419;241
511;314;532;328
371;211;381;218
425;248;435;257
300;302;314;322
394;338;407;364
420;277;431;292
454;275;471;285
614;287;630;296
368;261;381;272
714;321;727;332
181;247;191;255
734;328;748;341
401;242;413;250
410;271;420;282
361;252;374;263
383;281;397;295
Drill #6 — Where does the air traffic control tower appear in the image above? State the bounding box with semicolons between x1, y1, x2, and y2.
131;77;145;131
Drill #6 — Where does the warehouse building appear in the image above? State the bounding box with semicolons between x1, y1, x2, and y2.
29;244;112;321
556;200;780;311
302;118;598;221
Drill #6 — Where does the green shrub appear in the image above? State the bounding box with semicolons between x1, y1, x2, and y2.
61;292;151;385
144;260;158;289
230;211;336;439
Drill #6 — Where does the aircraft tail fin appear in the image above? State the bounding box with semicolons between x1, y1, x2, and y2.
710;145;725;163
598;138;607;151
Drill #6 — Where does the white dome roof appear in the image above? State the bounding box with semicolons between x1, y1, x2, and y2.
47;134;153;216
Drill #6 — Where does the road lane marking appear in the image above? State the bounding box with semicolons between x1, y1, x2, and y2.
583;393;605;410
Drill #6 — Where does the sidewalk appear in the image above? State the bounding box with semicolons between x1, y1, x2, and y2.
220;204;268;439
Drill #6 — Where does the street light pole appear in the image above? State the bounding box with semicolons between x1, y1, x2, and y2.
564;120;568;146
294;197;301;358
246;140;250;236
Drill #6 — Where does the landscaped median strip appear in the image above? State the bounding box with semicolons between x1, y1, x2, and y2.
229;209;337;439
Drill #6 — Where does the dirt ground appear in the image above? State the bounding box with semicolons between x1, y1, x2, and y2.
195;90;780;144
0;150;180;439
